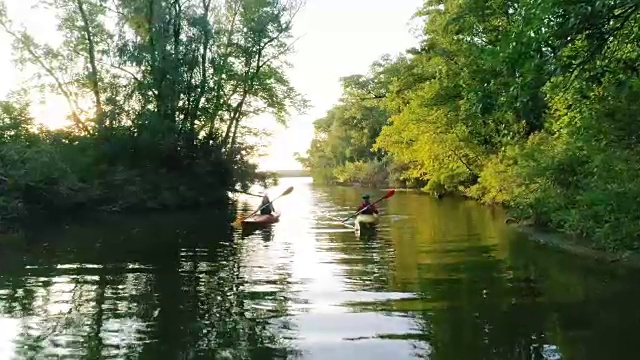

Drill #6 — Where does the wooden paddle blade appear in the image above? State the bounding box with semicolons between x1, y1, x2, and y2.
281;186;294;196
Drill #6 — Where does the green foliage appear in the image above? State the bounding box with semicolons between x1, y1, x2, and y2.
0;0;305;231
297;56;406;186
300;0;640;251
332;159;389;186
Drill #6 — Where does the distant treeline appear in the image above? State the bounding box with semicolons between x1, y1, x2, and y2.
274;169;310;177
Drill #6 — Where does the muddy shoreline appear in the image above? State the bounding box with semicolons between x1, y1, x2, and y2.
511;224;640;269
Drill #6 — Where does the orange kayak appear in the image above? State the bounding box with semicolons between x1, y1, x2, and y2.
241;211;281;227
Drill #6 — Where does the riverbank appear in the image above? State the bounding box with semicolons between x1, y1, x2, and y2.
510;223;640;269
0;190;232;236
422;186;640;266
0;171;276;236
316;180;640;267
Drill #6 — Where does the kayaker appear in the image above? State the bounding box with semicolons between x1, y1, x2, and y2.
357;194;378;215
259;194;275;215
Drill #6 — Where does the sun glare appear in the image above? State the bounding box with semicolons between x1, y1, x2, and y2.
0;318;18;359
1;0;423;169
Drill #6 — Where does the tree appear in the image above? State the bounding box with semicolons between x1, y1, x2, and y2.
301;0;640;250
0;0;307;227
297;60;392;185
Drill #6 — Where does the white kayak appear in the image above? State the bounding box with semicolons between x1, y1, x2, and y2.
355;213;379;231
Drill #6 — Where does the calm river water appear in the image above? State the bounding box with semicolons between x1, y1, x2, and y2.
0;177;638;359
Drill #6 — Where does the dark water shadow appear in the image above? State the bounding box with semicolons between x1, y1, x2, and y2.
241;225;276;242
2;180;640;360
0;209;302;359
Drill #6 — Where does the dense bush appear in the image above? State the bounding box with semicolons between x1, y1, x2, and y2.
299;0;640;251
0;0;304;231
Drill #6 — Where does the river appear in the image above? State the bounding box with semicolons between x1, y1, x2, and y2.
0;177;638;359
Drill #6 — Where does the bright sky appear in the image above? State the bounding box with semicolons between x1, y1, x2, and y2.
262;0;423;170
0;0;423;171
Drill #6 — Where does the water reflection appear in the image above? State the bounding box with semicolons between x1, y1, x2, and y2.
0;210;301;359
241;226;276;242
0;178;638;359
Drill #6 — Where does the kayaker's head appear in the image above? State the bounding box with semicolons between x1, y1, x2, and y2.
261;193;270;203
362;194;370;203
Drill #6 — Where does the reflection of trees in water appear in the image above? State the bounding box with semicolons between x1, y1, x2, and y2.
241;225;276;242
375;192;639;360
0;210;300;359
329;227;395;292
507;237;640;360
407;256;552;360
327;189;564;359
321;186;399;289
398;200;561;359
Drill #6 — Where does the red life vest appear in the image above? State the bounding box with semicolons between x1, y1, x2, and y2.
357;202;377;215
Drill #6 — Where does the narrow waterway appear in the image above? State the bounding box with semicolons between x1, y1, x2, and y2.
0;177;638;359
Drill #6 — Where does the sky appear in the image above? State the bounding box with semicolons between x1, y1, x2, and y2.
0;0;424;171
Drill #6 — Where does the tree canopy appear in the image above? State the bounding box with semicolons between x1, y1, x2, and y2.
299;0;640;251
0;0;307;229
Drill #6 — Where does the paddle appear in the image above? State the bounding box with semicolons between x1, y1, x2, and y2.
341;189;396;223
232;186;294;228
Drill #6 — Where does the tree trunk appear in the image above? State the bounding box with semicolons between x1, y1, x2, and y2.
76;0;104;129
